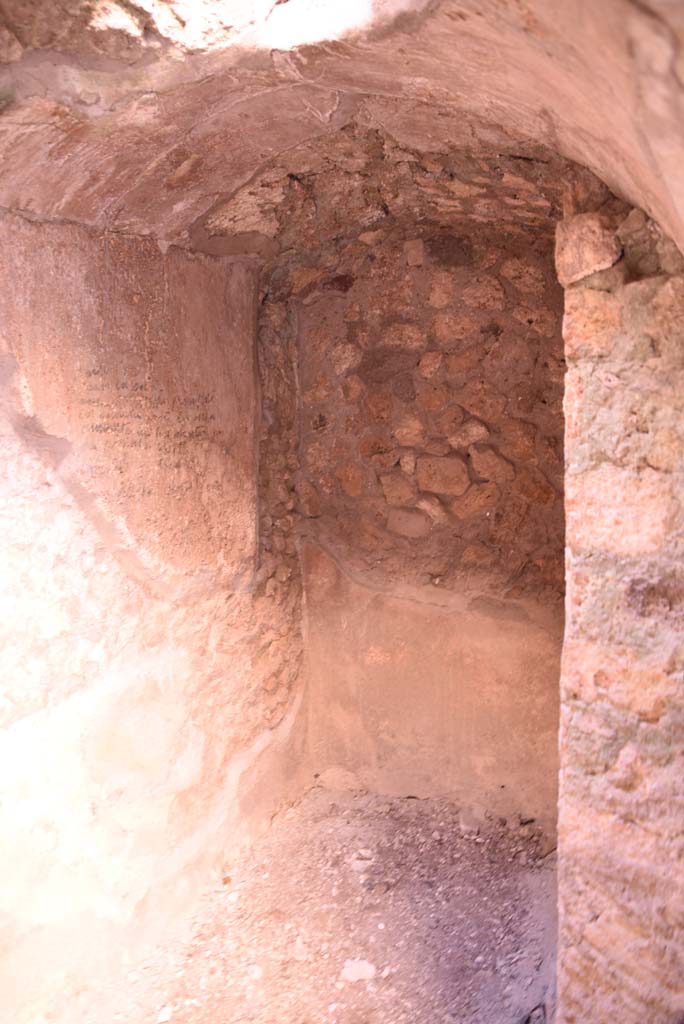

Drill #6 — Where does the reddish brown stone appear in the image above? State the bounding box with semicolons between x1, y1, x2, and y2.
483;336;535;386
448;419;490;449
416;382;451;412
399;450;416;474
295;480;322;517
500;257;547;296
379;472;416;507
489;496;528;547
404;239;425;266
424;440;452;456
512;306;557;337
359;431;392;459
469;445;515;482
428;270;455;309
451;482;500;518
435;404;465;436
506;381;538;417
461;275;506;310
383;322;426;351
455;379;506;421
416;455;470;496
370;448;401;471
335;462;365;498
418;351;443;379
330;342;362;376
499;419;537;460
304;374;334;403
446;347;481;378
416;494;449;524
461;543;496;566
389;374;415;403
366;390;393;422
342;375;365;402
511;468;556;506
393;412;426;447
433;312;478;346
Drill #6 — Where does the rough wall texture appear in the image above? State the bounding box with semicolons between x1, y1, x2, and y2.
0;1;683;255
207;123;570;827
556;207;684;1022
293;214;564;599
0;1;682;1015
234;124;569;599
0;213;305;1024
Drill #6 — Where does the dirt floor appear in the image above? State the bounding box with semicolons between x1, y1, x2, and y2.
109;789;557;1024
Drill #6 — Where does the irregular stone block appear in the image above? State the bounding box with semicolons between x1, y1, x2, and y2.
468;444;515;482
445;347;482;378
555;212;622;286
335;462;365;498
433;311;478;345
418;350;443;378
448;418;490;449
393;412;426;447
379;472;416;507
511;468;556;507
416;454;470;496
461;275;506;310
455;379;506;421
435;404;465;436
416;494;449;523
330;342;362;376
295;480;321;517
451;482;499;518
416;382;451;411
382;322;426;351
500;257;547;296
428;270;455;309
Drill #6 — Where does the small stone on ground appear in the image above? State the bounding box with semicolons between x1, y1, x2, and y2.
100;789;556;1024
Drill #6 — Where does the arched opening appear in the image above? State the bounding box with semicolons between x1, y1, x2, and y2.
225;130;568;1022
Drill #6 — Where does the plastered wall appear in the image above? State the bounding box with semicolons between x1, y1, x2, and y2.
0;213;305;1024
304;544;562;829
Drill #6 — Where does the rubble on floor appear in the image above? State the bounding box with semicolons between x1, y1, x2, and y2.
108;788;556;1024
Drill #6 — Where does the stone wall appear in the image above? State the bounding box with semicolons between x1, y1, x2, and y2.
556;207;684;1021
0;213;305;1024
293;217;564;600
223;124;571;829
